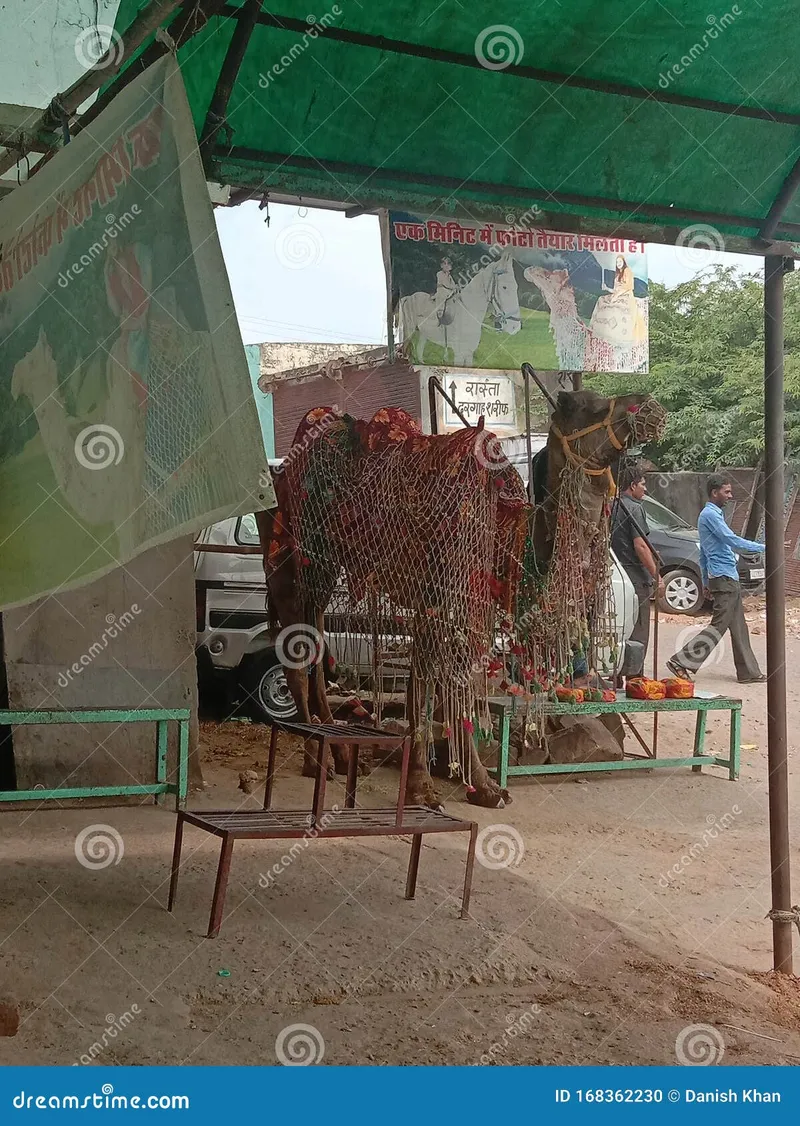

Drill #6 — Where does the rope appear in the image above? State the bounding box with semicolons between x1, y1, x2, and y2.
766;906;800;936
550;400;623;499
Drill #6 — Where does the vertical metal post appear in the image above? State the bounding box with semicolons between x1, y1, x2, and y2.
523;365;534;500
651;599;659;757
764;254;792;974
177;720;189;811
428;376;439;435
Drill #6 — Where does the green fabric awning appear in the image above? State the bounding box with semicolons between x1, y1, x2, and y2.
110;1;800;250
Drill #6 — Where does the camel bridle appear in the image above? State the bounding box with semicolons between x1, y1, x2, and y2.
550;398;626;498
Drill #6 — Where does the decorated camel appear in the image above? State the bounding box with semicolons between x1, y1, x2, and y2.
256;391;665;809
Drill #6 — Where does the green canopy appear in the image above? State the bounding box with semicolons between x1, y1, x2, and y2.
109;0;800;251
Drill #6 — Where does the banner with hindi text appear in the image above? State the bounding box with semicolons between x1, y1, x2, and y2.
388;212;648;375
0;56;273;609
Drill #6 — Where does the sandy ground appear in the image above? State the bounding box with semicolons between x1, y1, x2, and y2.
2;606;800;1067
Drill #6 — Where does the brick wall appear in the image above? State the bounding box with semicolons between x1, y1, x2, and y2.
270;358;422;456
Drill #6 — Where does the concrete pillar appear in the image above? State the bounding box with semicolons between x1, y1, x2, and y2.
3;536;201;796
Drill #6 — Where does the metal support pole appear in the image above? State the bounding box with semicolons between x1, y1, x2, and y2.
651;596;659;757
522;365;534;500
199;0;262;161
764;253;793;974
428;376;470;430
428;376;440;435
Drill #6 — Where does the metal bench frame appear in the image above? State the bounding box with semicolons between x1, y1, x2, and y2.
168;719;477;937
0;708;190;807
490;691;741;786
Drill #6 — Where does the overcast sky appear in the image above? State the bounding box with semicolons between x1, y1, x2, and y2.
215;201;762;348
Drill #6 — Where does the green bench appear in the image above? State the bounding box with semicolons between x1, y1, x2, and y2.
490;690;741;786
0;708;190;806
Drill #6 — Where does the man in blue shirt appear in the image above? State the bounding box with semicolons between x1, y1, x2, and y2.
667;474;765;683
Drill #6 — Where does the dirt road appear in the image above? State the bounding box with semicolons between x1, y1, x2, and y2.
1;608;799;1067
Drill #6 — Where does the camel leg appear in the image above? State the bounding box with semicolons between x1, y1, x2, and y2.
308;658;352;776
466;737;510;809
405;679;442;810
284;667;333;780
307;609;355;776
468;698;511;809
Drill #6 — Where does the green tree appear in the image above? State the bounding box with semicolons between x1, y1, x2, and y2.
587;266;800;469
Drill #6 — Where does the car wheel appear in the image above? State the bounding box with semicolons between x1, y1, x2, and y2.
660;569;703;615
240;653;298;723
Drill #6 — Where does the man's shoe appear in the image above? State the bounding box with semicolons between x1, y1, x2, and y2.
738;673;766;683
666;657;694;681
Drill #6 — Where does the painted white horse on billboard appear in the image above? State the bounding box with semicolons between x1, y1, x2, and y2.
399;250;521;366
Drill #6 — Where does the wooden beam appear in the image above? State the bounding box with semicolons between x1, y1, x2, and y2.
0;0;183;178
217;144;800;256
0;103;55;151
71;0;231;138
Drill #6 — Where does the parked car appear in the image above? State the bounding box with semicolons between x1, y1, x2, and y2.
195;509;642;722
491;443;765;616
642;495;765;615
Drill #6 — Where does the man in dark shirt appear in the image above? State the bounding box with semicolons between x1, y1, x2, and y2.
611;462;664;678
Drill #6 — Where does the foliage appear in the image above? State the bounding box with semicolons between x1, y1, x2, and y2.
587;265;800;470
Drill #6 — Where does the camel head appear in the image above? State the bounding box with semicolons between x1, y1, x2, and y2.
551;389;666;474
524;266;577;313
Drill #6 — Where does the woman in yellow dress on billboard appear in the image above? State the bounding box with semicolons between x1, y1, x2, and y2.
589;254;646;346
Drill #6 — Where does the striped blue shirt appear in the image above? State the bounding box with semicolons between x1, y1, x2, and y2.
698;501;764;584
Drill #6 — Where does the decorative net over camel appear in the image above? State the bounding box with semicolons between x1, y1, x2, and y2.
262;392;666;800
273;406;527;782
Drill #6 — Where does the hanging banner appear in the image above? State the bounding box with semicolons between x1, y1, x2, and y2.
0;55;274;609
387;211;649;375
